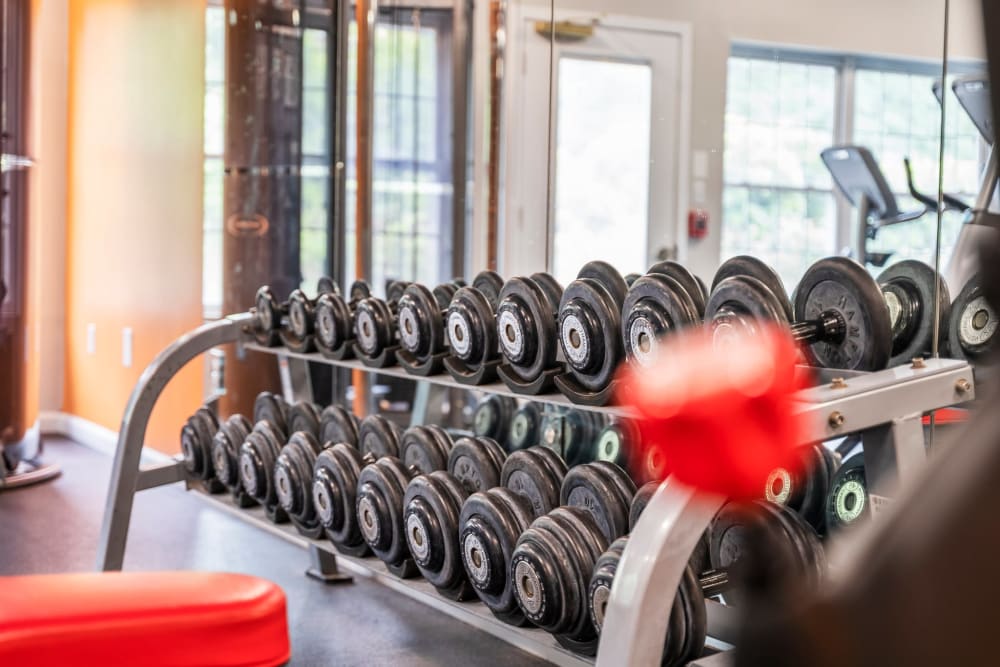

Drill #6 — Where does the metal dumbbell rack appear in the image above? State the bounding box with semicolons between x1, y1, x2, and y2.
97;312;976;666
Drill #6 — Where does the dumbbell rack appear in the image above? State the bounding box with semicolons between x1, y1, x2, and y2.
97;313;976;666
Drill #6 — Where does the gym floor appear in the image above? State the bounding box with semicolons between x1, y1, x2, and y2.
0;437;549;666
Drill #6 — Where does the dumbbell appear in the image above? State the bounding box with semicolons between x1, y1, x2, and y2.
209;414;255;507
495;273;564;386
180;406;221;484
507;403;542;453
948;273;998;362
396;282;462;367
621;261;705;369
353;280;411;362
588;419;646;482
399;424;454;475
445;271;506;374
763;443;841;534
825;453;869;533
357;414;404;459
312;444;371;556
249;286;286;347
456;446;567;622
540;407;606;467
403;436;511;600
319;405;360;448
280;278;341;353
253;392;289;438
556;261;629;398
314;280;372;358
287;401;322;439
238;420;290;523
359;435;504;579
708;500;825;604
509;462;636;654
588;536;707;667
472;394;517;447
707;256;949;371
274;431;327;537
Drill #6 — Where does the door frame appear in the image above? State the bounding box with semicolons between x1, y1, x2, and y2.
500;6;693;276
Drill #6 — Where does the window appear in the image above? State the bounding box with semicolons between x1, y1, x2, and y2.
722;49;985;289
203;4;225;316
344;9;457;294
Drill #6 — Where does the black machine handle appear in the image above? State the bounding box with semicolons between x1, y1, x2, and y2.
904;157;970;213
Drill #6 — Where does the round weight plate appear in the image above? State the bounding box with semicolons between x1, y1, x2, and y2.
358;414;402;459
577;260;629;308
288;402;321;438
471;270;505;309
319;405;359;448
508;403;541;452
948;275;998;360
501;448;563;517
316;276;339;297
252;286;282;346
496;277;557;380
447;287;497;365
448;437;504;493
530;272;565;315
712;255;793;322
386;280;409;304
794;256;892;371
825;454;869;533
648;261;707;318
397;283;444;359
705;275;790;349
559;280;624;391
877;260;950;366
622;274;700;368
253;392;288;438
349;280;371;302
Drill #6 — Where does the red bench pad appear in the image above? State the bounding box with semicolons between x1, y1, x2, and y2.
0;571;289;667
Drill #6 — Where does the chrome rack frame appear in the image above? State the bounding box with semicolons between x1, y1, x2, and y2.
96;317;975;666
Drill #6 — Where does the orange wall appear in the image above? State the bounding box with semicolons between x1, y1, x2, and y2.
63;0;206;453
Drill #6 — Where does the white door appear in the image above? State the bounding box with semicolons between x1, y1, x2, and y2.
502;12;690;286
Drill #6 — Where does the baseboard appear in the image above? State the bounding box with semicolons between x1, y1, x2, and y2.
38;411;172;463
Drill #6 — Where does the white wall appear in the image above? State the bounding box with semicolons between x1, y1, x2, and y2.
498;0;986;280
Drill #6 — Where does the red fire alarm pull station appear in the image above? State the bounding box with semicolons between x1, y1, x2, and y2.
688;209;709;239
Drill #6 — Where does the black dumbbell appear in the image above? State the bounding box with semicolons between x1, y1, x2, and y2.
472;394;518;446
353;281;410;361
589;419;643;481
446;271;506;372
948;273;997;362
396;282;460;365
405;436;511;598
314;280;372;358
708;256;949;371
238;420;289;523
280;278;340;353
180;406;220;484
250;286;285;347
253;392;288;439
825;453;869;533
763;443;841;534
629;482;713;576
560;461;636;543
357;414;404;459
319;405;360;448
356;455;420;577
496;273;564;385
399;424;454;475
274;431;327;538
312;444;371;556
287;401;322;439
621;261;704;369
457;447;567;624
556;261;629;396
539;407;606;466
210;414;255;507
588;536;707;667
709;500;825;604
507;402;542;453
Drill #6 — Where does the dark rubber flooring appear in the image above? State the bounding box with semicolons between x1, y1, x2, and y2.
0;437;550;666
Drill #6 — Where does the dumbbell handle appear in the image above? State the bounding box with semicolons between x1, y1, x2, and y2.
789;310;846;345
698;569;730;597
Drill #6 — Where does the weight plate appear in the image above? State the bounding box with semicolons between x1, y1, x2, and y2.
471;270;506;309
314;292;355;353
386;280;409;304
501;448;565;517
529;272;564;315
433;283;459;309
251;286;283;346
712;255;793;322
274;431;324;525
577;260;629;309
349;280;371;302
507;403;542;452
459;487;537;624
648;261;707;318
705;275;790;348
628;481;658;531
825;454;869;533
446;287;497;365
448;437;505;493
354;297;396;357
288;401;321;438
948;275;998;360
312;444;369;555
878;260;950;366
559;279;624;391
319;405;360;448
795;256;892;371
622;274;700;368
400;425;450;475
624;272;642;287
397;283;445;360
316;276;339;297
496;277;559;380
239;420;285;509
356;456;415;571
253;392;288;438
560;462;634;542
403;471;474;600
180;407;219;479
473;395;516;443
593;420;640;473
359;415;403;460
